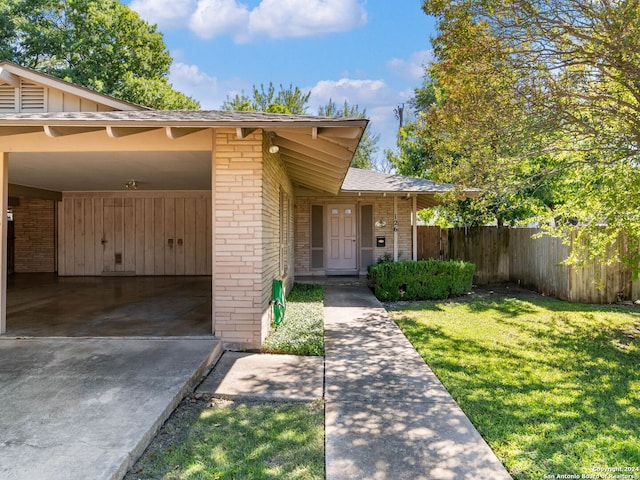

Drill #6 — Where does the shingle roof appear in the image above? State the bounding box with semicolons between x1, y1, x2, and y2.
342;167;456;193
0;109;365;127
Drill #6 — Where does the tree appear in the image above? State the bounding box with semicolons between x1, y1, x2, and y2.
222;83;310;114
417;0;640;268
0;0;198;109
318;99;379;169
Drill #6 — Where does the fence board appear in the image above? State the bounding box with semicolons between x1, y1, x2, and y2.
445;227;639;304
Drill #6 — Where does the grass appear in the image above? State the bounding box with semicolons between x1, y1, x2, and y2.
388;289;640;479
263;283;324;356
126;398;325;480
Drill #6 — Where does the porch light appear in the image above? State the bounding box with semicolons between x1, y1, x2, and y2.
124;180;138;190
375;219;387;228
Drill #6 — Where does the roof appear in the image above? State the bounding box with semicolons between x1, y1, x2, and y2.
0;60;146;111
341;168;480;208
0;109;365;127
0;109;368;195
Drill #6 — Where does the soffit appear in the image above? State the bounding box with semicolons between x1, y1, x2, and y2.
0;110;367;194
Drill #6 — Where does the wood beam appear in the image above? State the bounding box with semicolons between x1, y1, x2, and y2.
236;127;256;140
165;127;207;139
9;183;62;201
0;69;19;87
0;126;44;136
106;126;160;138
278;151;345;180
274;134;351;161
317;126;361;139
44;126;104;138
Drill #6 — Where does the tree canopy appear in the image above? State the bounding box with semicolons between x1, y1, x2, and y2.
222;83;310;115
0;0;198;109
401;0;640;267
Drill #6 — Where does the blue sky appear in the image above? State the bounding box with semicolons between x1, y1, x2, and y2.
123;0;437;163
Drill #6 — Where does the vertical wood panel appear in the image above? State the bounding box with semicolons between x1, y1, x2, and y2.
184;198;196;275
135;198;145;275
57;201;65;275
64;199;75;275
94;198;104;275
195;198;207;275
114;198;124;272
154;198;165;275
83;198;95;275
103;198;114;273
175;198;185;275
59;193;212;277
164;198;176;275
144;198;154;274
123;198;135;272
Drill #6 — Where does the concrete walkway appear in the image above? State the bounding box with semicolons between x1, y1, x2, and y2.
323;284;512;480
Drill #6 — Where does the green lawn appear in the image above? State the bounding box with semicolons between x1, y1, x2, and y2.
388;290;640;479
127;399;324;480
263;283;324;356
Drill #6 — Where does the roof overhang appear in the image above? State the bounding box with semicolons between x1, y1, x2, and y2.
0;111;368;194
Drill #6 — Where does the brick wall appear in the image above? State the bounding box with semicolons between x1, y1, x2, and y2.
213;129;264;348
294;192;415;275
13;197;56;272
212;129;295;348
260;135;294;343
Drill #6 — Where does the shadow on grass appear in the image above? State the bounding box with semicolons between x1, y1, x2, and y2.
126;398;324;480
394;291;640;479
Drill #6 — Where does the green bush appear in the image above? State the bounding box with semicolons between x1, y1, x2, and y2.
367;259;475;301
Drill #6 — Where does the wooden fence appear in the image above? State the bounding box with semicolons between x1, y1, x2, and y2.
417;226;640;303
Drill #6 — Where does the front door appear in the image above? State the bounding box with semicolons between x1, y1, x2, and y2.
327;204;357;271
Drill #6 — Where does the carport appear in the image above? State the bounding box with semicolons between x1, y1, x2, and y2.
0;61;367;346
1;119;216;338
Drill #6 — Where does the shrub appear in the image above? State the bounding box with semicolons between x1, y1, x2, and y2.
367;259;475;301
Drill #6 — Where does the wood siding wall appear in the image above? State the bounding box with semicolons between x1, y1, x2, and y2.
58;192;211;276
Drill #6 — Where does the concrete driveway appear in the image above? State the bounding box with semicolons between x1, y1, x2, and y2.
0;337;221;480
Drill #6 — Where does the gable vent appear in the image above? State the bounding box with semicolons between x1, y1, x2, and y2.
20;80;46;112
0;85;17;112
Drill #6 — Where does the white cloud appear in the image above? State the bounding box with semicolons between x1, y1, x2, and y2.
132;0;367;42
189;0;251;41
248;0;367;39
387;50;433;81
169;62;222;109
129;0;197;29
309;78;391;110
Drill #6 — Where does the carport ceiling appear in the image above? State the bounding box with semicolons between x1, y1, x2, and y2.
9;151;211;191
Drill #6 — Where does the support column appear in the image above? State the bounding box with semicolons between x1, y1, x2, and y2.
412;195;418;261
0;153;8;334
393;196;398;262
210;131;216;336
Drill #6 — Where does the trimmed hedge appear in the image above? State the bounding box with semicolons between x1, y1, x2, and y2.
368;259;475;301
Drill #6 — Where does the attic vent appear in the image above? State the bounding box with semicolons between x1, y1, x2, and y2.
0;85;17;112
20;80;46;112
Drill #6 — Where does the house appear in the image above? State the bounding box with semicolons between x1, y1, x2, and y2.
0;61;474;348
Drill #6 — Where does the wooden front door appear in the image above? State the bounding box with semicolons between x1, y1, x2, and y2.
327;204;357;271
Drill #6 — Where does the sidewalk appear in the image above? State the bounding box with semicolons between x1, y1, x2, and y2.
323;284;512;480
196;284;512;479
